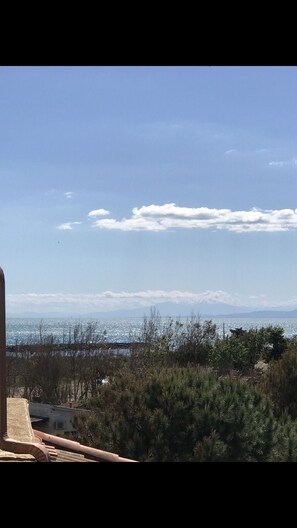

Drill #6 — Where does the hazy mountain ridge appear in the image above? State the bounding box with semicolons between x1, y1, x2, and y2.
7;301;297;319
224;309;297;318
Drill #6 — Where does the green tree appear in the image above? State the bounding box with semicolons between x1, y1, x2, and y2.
172;317;217;366
133;310;218;368
262;325;287;361
72;366;293;462
262;348;297;418
210;337;250;374
210;326;287;375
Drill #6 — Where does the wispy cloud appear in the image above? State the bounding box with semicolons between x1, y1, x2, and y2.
57;221;82;231
46;189;74;198
248;294;267;300
269;161;288;167
224;149;238;155
136;120;235;144
91;203;297;233
45;188;57;196
269;158;297;168
224;148;270;157
6;289;240;314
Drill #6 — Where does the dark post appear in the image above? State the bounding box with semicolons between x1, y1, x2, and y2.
0;267;52;461
0;267;7;437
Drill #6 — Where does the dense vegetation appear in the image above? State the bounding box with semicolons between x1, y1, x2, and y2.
7;312;297;461
71;365;297;462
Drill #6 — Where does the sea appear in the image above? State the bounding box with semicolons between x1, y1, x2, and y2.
5;316;297;346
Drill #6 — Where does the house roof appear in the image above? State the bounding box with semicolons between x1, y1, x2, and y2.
0;398;137;462
33;429;138;462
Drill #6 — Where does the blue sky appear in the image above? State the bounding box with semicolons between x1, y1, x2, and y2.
1;65;297;314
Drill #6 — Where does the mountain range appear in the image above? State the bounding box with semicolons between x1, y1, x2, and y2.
7;301;297;319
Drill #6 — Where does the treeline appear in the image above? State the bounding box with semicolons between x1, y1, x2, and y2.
7;321;121;403
7;311;297;461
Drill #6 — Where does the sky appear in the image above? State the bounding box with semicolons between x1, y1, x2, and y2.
1;65;297;315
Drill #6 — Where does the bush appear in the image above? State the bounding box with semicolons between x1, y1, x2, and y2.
72;366;294;461
134;310;218;367
262;348;297;418
210;326;287;375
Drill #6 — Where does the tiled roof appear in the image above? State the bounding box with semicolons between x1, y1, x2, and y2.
33;429;137;462
0;398;137;462
52;449;98;462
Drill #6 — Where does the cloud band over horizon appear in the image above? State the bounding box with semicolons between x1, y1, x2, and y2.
6;289;297;314
7;289;240;313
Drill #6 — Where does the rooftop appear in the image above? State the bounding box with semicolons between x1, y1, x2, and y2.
0;398;137;462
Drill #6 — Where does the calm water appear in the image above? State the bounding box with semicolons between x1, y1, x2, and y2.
5;316;297;346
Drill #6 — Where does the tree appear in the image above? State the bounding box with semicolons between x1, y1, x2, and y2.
263;325;287;361
72;366;294;461
210;326;287;375
172;317;217;366
262;348;297;419
133;310;218;368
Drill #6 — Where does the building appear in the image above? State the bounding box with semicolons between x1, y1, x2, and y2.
29;401;90;435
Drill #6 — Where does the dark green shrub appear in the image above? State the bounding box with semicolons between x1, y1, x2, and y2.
72;366;293;462
262;348;297;418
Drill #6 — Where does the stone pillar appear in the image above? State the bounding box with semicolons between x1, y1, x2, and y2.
0;267;7;437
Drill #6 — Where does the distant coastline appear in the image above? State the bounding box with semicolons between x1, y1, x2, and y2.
212;309;297;319
6;305;297;320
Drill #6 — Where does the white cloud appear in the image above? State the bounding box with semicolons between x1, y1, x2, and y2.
224;148;270;157
224;149;238;155
91;203;297;233
6;289;240;314
88;209;110;217
8;289;297;314
269;158;297;168
248;294;267;300
269;161;287;167
57;221;82;231
46;189;74;198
